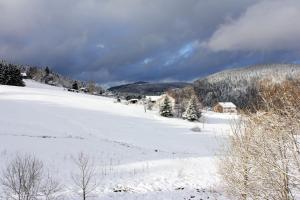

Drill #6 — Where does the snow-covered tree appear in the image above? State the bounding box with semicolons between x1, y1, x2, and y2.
160;96;173;117
193;64;300;110
0;63;24;86
183;96;201;121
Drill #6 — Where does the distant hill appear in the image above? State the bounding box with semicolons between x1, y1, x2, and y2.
192;64;300;109
197;64;300;84
108;81;191;96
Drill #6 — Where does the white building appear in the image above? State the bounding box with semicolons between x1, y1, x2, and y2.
21;72;28;79
79;87;88;93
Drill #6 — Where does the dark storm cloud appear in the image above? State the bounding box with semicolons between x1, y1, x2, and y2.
1;0;299;85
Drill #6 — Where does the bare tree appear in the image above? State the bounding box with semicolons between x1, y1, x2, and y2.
1;154;62;200
40;172;63;200
1;154;43;200
87;81;96;94
71;152;98;200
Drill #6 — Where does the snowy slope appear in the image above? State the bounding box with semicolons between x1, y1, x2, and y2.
0;80;237;199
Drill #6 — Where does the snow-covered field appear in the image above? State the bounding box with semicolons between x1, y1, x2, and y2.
0;80;238;199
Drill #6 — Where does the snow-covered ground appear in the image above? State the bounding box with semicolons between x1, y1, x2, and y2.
0;80;238;199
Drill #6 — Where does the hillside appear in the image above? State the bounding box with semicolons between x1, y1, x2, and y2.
192;64;300;109
199;64;300;84
0;80;235;199
0;60;104;94
108;81;191;96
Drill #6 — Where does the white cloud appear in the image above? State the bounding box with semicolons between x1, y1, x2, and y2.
206;0;300;51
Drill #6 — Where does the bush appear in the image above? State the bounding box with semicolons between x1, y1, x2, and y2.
219;80;300;200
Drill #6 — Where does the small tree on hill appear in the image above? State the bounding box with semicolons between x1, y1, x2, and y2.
160;96;173;117
183;96;201;121
87;81;96;94
72;81;79;90
45;67;50;76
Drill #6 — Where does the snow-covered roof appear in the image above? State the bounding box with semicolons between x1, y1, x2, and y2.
146;96;161;101
217;102;236;108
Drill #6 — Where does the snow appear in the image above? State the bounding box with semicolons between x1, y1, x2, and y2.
0;80;238;199
217;102;236;108
23;79;65;90
146;96;161;101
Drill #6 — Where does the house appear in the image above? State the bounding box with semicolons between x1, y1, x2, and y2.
20;72;29;79
128;99;139;104
213;102;237;113
47;80;56;86
146;96;161;104
102;91;115;97
68;88;79;93
79;87;89;93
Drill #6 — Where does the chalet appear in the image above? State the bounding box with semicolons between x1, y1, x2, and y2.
128;99;139;104
20;72;29;79
47;80;56;86
213;102;237;113
103;91;115;97
79;87;89;93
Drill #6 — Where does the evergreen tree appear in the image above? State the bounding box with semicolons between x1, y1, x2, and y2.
0;63;24;86
72;81;79;90
160;96;173;117
183;96;201;121
45;67;50;75
0;65;5;84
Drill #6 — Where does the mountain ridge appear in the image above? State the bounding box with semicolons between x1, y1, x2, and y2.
197;63;300;84
191;63;300;110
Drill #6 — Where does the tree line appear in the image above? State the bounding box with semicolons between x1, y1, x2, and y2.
0;60;104;94
26;66;104;94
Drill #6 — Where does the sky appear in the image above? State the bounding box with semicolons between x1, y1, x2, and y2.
1;0;300;86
